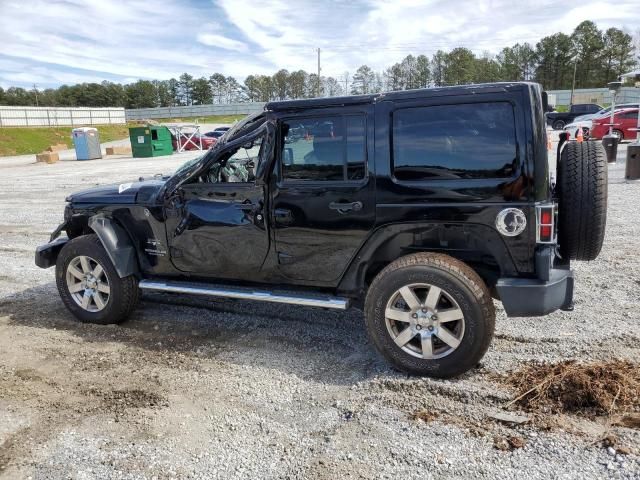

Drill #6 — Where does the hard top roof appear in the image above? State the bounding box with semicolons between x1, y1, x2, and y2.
265;82;538;111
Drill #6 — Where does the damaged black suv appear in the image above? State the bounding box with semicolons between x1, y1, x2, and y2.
36;83;607;378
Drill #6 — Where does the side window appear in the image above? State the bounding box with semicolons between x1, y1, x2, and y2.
200;137;263;184
392;102;518;181
621;110;639;119
281;115;366;182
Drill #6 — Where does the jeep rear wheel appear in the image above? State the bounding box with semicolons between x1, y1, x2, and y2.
557;141;607;261
56;234;139;324
365;253;495;378
553;120;566;130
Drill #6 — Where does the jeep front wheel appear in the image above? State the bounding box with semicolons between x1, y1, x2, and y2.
364;253;495;378
55;234;139;324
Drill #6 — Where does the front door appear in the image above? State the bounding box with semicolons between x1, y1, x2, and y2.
270;108;375;285
165;127;273;280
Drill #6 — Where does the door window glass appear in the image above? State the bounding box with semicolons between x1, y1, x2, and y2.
200;137;263;183
392;102;517;181
281;115;365;181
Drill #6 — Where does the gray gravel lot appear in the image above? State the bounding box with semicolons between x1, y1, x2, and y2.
0;142;639;479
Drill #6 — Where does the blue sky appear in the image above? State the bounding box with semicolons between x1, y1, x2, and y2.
1;0;638;89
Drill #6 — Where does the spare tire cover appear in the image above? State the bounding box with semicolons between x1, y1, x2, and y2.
557;141;607;261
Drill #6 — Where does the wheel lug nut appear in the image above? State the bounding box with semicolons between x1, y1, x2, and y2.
412;313;418;318
432;315;438;321
428;326;434;331
422;308;427;313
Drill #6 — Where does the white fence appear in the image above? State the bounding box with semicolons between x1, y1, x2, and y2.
125;102;265;121
0;107;126;127
546;87;640;107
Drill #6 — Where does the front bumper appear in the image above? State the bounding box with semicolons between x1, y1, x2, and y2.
35;237;69;269
496;267;574;317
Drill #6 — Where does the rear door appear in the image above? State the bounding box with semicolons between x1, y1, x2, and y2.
270;107;375;285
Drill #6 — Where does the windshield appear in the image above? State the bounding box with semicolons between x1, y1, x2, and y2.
175;154;206;175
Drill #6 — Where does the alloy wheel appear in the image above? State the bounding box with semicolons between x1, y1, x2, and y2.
384;283;465;360
65;255;111;312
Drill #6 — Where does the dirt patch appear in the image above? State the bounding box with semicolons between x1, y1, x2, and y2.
504;359;640;416
85;388;168;413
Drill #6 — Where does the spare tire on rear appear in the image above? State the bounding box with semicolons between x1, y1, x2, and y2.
557;141;607;261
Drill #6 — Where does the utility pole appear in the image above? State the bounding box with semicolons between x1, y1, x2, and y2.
342;72;349;96
317;48;321;97
570;59;577;106
32;84;39;107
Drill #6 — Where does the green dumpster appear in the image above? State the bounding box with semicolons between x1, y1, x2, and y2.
129;126;173;158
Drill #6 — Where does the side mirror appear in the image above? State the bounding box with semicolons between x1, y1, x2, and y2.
542;91;549;113
284;147;294;166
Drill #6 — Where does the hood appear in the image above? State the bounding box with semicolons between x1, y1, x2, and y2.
66;178;167;205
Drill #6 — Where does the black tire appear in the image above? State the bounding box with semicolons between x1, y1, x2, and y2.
553;120;566;130
55;234;139;324
364;253;495;378
557;141;607;261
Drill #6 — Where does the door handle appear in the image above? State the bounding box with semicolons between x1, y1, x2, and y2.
329;201;363;213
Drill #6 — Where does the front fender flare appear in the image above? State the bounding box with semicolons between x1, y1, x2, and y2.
88;215;139;278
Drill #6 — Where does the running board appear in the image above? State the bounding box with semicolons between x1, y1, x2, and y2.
139;279;350;310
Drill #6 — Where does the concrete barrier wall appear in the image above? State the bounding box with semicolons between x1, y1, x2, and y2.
0;107;126;127
546;87;640;107
125;102;266;121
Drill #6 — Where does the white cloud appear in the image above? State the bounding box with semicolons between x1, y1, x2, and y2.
197;33;248;52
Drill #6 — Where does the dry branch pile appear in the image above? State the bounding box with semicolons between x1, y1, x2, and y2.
505;360;640;416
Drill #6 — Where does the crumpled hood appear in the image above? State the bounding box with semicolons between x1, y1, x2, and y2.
66;178;166;205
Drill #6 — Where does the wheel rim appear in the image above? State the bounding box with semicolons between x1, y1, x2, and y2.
384;283;465;360
65;255;110;312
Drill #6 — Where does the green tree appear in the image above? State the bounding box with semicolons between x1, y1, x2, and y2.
272;69;290;100
192;77;212;105
178;73;194;105
351;65;376;94
443;48;476;85
601;28;636;83
431;50;447;86
571;20;604;88
474;53;501;83
534;33;574;89
124;80;157;108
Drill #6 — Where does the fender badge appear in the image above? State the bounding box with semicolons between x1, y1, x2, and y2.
118;183;133;194
496;208;527;237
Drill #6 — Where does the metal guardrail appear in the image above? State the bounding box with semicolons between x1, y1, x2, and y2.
125;102;265;121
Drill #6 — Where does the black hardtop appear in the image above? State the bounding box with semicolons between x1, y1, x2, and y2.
265;82;538;111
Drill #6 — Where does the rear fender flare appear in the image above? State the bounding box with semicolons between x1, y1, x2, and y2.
88;215;139;278
337;222;520;296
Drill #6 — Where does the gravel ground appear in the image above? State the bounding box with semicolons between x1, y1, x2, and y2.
0;141;639;479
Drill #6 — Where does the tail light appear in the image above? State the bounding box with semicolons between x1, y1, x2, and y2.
536;204;556;243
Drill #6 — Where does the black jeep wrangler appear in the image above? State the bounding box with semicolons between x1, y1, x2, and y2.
35;82;607;378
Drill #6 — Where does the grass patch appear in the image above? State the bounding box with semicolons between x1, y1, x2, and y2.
0;124;130;156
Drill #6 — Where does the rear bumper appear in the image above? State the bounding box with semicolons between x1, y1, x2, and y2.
496;267;574;317
35;237;69;269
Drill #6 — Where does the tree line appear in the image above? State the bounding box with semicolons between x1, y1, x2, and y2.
0;21;636;109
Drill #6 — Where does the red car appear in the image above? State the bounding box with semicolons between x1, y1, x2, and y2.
171;132;217;151
591;108;639;141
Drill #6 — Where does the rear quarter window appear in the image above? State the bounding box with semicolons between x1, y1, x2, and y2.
392;102;518;181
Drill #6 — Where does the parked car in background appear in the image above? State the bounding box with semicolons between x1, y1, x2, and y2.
563;103;640;139
546;103;603;130
590;108;639;141
171;132;217;151
203;130;225;139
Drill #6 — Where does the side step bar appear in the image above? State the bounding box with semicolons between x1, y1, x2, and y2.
139;279;350;310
